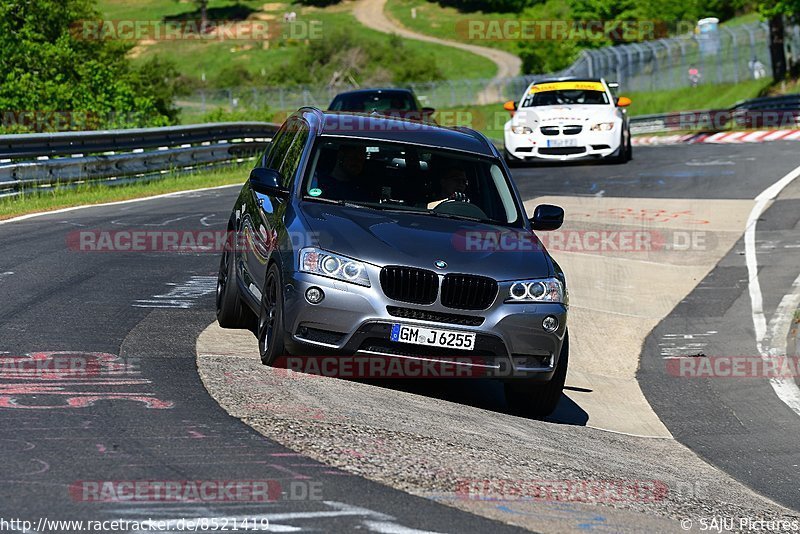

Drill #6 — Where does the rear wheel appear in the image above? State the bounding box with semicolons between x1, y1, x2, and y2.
258;263;287;366
505;333;569;418
610;132;630;164
624;131;633;161
216;245;254;329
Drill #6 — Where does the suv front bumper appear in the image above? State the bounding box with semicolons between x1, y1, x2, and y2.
282;270;567;380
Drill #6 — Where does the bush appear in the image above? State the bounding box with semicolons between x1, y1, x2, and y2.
0;0;182;132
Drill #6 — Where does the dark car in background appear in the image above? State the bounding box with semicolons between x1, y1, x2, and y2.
328;88;436;122
216;107;569;416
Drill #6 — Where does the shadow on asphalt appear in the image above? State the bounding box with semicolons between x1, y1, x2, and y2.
360;378;590;426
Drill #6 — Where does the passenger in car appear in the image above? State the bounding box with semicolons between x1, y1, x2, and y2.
316;144;374;202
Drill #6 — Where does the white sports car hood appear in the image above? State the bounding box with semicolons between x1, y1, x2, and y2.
512;105;617;128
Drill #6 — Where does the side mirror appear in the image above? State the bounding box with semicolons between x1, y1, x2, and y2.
503;100;517;112
250;167;289;198
607;81;620;89
421;106;435;116
616;96;632;107
530;204;564;231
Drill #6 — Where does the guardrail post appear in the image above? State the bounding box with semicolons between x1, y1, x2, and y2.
584;50;594;78
644;41;659;91
610;46;624;86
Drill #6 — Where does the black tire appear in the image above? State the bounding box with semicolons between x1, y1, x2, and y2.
258;263;287;366
216;244;254;329
624;132;633;161
610;132;630;164
505;332;569;418
504;149;520;168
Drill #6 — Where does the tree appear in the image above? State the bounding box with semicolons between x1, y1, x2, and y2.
180;0;209;28
756;0;800;80
0;0;180;132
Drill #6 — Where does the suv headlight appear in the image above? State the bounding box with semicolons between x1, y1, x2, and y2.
300;248;370;287
506;277;564;303
590;122;615;131
511;125;533;134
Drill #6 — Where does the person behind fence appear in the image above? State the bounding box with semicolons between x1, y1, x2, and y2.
749;57;766;79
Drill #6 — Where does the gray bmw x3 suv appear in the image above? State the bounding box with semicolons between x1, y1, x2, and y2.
216;107;569;416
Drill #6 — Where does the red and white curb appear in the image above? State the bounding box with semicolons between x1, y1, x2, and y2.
633;129;800;146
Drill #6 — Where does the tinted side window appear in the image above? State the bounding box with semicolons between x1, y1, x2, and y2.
264;121;296;169
277;122;310;188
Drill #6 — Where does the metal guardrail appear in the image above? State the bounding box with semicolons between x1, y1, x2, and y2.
0;122;278;196
630;93;800;134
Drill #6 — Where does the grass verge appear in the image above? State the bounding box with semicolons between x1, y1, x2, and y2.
0;165;247;221
626;79;774;115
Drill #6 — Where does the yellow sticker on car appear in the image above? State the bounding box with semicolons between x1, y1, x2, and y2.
529;81;605;93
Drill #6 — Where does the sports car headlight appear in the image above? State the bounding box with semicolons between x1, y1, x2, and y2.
506;278;564;303
511;125;533;134
300;248;370;287
590;122;615;131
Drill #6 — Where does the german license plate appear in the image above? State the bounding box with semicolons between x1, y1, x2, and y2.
389;323;476;351
547;139;578;147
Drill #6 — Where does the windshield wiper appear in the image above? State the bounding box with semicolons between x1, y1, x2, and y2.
423;210;499;225
302;196;367;209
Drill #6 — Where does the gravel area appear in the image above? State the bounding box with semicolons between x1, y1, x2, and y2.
197;324;800;533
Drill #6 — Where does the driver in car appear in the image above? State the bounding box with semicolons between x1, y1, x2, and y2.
427;167;470;209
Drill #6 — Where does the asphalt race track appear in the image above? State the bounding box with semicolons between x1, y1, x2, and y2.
1;142;799;532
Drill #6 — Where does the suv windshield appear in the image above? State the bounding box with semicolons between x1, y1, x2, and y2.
302;137;522;226
330;92;417;112
521;81;609;107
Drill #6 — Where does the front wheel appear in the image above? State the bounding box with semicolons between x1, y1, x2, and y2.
504;332;569;418
258;263;287;366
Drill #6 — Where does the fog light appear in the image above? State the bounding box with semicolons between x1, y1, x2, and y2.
542;315;559;333
305;287;324;304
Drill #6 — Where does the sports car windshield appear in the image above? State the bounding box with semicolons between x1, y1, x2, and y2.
521;81;610;107
302;137;522;226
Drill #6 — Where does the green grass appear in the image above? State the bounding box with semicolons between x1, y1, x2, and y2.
97;0;497;85
385;0;519;55
625;79;773;115
0;165;248;220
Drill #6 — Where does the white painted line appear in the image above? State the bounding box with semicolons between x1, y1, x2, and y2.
745;162;800;417
765;272;800;414
0;183;242;227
